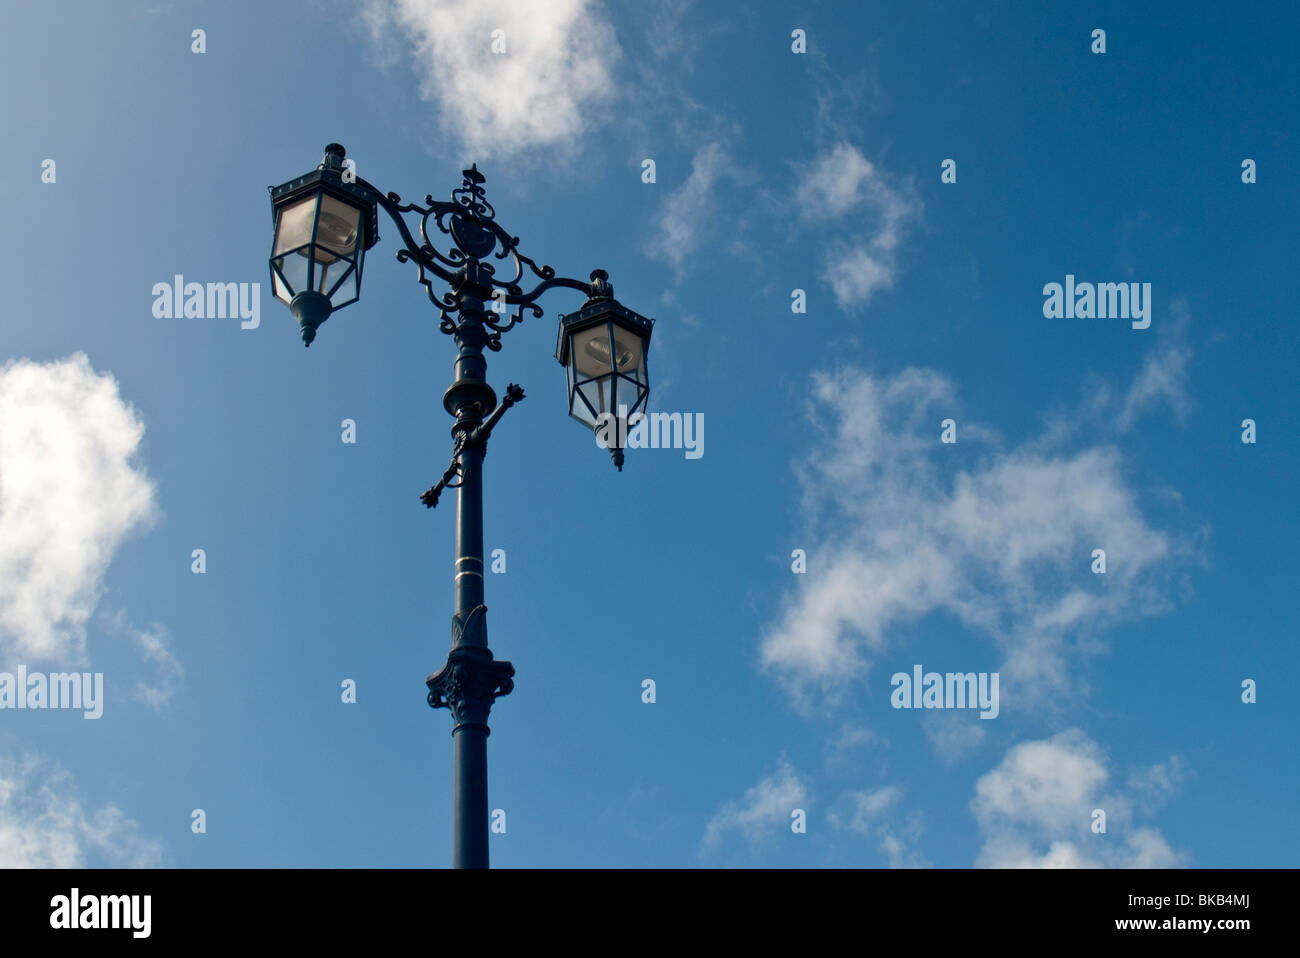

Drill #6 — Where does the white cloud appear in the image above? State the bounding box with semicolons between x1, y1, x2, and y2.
831;785;928;867
796;142;879;217
0;754;163;867
832;724;878;754
132;623;184;708
647;142;736;276
922;711;988;763
366;0;621;159
760;366;1178;707
1119;300;1192;431
851;784;900;819
1127;756;1187;807
646;0;699;67
795;143;919;308
971;730;1183;868
98;609;183;709
702;758;807;854
0;354;157;663
824;245;898;306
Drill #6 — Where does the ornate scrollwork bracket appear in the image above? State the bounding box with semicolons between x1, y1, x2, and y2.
354;166;594;341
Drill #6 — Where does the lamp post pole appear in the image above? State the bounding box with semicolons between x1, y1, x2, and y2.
424;271;517;870
268;145;653;868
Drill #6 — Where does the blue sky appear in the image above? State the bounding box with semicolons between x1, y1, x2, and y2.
0;0;1296;867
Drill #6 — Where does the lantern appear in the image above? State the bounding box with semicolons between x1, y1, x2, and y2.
555;270;654;469
268;144;379;345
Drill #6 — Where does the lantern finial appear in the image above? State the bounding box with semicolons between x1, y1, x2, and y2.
587;269;613;302
321;144;347;169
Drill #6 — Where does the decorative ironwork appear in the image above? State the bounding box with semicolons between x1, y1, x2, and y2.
419;383;526;507
426;642;516;732
349;167;594;340
452;604;489;648
418;445;463;509
452;164;495;220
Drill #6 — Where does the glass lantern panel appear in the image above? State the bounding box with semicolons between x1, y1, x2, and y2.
311;254;353;298
273;194;320;256
271;262;293;305
575;325;644;378
572;324;615;378
621;361;643;386
272;251;309;300
325;262;358;307
615;374;648;417
315;193;363;261
567;359;597;425
568;385;599;427
609;327;645;376
576;375;615;421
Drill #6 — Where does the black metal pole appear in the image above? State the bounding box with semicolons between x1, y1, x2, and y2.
426;275;515;869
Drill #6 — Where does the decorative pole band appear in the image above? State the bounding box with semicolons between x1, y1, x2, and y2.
426;643;515;733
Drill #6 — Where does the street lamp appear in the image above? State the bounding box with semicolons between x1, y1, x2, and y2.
556;269;654;471
266;144;655;868
268;144;379;346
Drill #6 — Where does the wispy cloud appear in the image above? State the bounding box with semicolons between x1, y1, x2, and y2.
922;711;988;763
101;610;184;709
647;142;739;277
0;354;157;664
364;0;622;160
761;365;1183;709
832;724;878;754
131;623;183;708
1119;299;1193;431
830;785;928;867
972;730;1183;868
0;754;163;867
796;142;880;216
702;757;807;856
645;0;702;68
794;142;920;308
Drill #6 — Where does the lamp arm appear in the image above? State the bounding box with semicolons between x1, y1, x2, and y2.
350;174;601;334
347;176;467;316
503;275;593;306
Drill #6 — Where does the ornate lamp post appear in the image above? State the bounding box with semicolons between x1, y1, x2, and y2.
267;144;655;868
